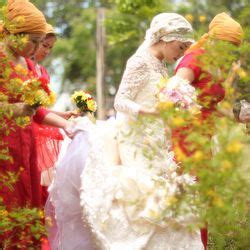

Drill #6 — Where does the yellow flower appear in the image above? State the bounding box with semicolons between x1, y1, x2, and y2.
20;36;28;46
71;90;97;112
185;14;194;23
14;64;28;76
23;93;34;105
225;87;235;97
157;101;174;111
207;190;216;197
199;15;206;23
220;160;233;171
71;90;88;102
38;210;44;218
165;196;178;206
171;117;185;127
220;101;231;110
213;196;224;207
0;210;8;216
34;90;48;105
87;99;97;112
226;141;243;153
192;117;202;127
193;150;204;162
21;79;55;107
15;116;31;128
0;93;8;102
49;92;56;106
10;78;23;87
237;68;247;79
157;77;168;89
174;146;187;162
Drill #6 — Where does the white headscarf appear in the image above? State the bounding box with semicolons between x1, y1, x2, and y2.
137;13;194;53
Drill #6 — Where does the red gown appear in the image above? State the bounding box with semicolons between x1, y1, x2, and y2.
173;49;225;250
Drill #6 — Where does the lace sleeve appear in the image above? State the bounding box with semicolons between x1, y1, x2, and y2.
114;55;149;117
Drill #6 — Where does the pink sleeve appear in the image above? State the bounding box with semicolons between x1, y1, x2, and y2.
33;107;50;124
175;51;202;80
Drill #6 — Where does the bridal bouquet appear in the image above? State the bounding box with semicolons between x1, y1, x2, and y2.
21;77;56;108
156;76;200;128
157;76;198;110
71;90;97;114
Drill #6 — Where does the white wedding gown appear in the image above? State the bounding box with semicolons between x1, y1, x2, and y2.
48;51;203;250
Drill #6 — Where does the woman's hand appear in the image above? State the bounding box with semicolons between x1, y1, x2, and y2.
139;107;159;117
63;120;75;139
12;103;36;117
59;110;80;120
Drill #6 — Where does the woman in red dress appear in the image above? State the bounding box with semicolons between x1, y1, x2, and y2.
173;13;243;249
26;24;77;189
0;2;73;247
0;0;49;210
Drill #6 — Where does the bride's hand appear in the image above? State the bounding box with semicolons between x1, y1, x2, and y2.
139;107;159;117
61;110;80;120
63;117;93;139
63;121;75;139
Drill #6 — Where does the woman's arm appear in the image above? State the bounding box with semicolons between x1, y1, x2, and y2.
114;56;150;117
175;67;195;83
33;107;69;130
41;112;69;129
46;109;79;120
174;50;202;84
33;107;79;138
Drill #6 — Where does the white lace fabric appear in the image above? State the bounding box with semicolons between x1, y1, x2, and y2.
114;50;168;118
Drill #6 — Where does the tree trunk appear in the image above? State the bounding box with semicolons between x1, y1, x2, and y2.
96;7;105;120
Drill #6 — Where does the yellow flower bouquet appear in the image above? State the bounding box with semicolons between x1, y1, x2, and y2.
71;90;97;114
21;78;56;108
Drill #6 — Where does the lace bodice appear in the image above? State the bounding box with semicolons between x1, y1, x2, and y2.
114;50;168;118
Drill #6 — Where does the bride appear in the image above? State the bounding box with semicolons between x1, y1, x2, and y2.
48;13;204;250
